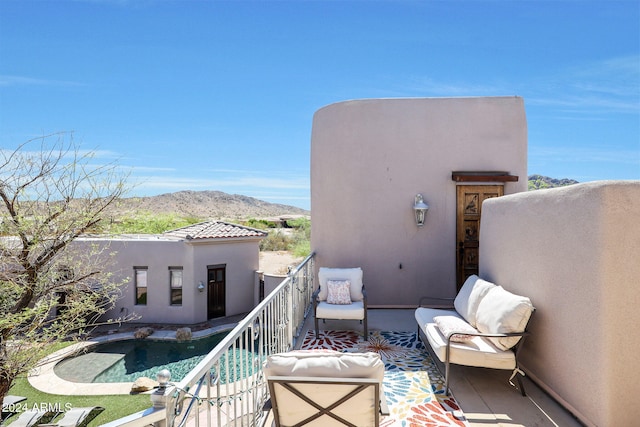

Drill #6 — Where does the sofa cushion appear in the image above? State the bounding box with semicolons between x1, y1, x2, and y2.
434;315;477;342
454;275;496;327
263;349;384;381
475;286;534;351
318;267;364;302
424;323;517;370
326;280;352;305
316;300;364;320
415;306;461;328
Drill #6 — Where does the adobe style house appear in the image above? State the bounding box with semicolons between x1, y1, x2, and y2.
77;221;267;325
310;97;640;426
311;96;528;306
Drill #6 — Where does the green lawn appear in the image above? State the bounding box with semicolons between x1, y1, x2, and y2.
7;377;151;426
6;341;153;426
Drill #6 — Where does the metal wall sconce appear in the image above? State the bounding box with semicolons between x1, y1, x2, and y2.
413;194;429;227
197;281;205;292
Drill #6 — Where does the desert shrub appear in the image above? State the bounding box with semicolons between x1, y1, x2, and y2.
260;230;292;251
244;218;278;229
106;213;203;234
292;240;311;258
286;217;310;231
288;218;311;256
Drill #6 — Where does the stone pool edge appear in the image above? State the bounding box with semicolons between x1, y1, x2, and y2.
28;323;237;396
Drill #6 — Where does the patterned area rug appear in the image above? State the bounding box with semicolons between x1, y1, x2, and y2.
300;330;469;426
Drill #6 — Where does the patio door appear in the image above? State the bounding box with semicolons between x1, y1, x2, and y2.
207;265;226;319
456;185;503;291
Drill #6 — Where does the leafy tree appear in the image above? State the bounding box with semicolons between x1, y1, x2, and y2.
0;134;132;405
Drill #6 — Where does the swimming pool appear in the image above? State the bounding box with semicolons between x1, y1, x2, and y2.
54;332;231;383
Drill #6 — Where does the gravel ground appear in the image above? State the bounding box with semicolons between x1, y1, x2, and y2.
259;251;304;275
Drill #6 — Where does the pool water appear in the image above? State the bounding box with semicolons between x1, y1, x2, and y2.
55;332;233;383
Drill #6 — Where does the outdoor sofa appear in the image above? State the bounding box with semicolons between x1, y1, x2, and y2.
415;274;534;395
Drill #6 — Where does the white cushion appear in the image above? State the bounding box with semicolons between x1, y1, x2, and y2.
318;267;364;302
475;286;534;351
263;350;384;381
434;315;477;342
416;308;517;370
316;301;364;320
454;275;496;327
424;323;517;370
415;306;461;326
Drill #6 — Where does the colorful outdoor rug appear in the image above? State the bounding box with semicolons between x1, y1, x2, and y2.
300;330;468;427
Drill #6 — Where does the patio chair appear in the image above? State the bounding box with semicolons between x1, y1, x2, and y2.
313;267;368;339
263;350;388;426
6;409;59;427
39;406;104;427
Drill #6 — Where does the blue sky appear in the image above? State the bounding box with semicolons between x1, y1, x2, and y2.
1;0;638;210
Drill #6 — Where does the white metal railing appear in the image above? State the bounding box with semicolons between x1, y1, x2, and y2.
102;252;315;427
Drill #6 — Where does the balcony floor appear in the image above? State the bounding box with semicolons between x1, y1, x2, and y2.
298;308;583;427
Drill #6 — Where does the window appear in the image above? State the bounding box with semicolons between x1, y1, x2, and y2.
169;267;183;306
134;267;148;305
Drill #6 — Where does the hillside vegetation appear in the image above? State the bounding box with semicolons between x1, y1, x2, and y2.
102;178;578;235
108;190;309;219
528;174;579;190
97;191;311;256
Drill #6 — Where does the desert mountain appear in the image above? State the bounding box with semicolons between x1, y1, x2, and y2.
112;190;309;220
108;177;574;221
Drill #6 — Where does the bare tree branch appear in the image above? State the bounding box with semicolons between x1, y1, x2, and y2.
0;133;132;403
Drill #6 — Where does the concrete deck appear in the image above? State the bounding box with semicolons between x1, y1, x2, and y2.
306;308;584;427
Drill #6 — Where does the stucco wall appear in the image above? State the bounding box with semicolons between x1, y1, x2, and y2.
107;239;196;324
76;236;260;325
254;272;287;306
311;97;527;305
479;180;640;427
190;240;260;319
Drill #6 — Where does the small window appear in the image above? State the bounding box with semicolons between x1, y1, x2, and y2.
170;267;183;306
134;267;148;305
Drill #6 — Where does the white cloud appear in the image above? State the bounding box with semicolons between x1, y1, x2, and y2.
402;77;505;97
0;75;84;87
528;55;640;115
132;175;309;191
530;145;640;166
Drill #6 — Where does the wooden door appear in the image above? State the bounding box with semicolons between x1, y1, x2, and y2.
207;266;226;319
456;185;503;291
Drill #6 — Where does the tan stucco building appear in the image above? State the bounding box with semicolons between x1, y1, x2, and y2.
311;97;528;305
310;96;640;426
79;221;267;325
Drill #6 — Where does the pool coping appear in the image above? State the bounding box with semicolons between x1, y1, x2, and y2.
28;323;237;396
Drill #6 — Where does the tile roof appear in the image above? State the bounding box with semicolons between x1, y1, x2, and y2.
163;221;268;241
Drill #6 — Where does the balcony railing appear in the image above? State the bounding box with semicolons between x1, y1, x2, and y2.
102;252;315;427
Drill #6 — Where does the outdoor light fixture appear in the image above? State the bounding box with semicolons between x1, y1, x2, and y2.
197;281;205;292
151;369;172;408
413;194;429;227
